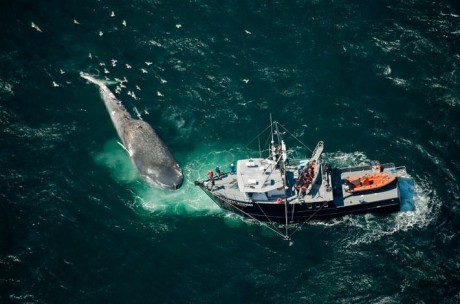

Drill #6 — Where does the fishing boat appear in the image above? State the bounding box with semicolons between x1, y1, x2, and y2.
194;118;407;239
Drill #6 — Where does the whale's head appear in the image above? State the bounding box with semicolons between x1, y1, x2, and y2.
124;120;184;190
143;163;184;190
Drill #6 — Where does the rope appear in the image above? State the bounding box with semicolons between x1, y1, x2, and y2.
201;120;320;240
288;202;328;238
278;122;313;153
244;124;272;149
211;192;287;239
254;203;288;239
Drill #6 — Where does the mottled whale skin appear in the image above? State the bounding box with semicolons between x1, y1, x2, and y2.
81;72;183;190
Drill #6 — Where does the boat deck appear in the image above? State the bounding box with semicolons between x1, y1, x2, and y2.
332;164;405;208
206;163;334;204
205;163;405;207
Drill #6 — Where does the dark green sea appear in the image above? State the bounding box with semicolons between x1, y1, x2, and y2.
1;0;460;303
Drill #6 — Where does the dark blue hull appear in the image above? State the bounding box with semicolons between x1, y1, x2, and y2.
199;185;400;224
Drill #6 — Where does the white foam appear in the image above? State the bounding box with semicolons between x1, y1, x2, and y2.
323;151;371;167
94;140;247;217
342;175;436;247
307;152;438;246
0;80;14;96
94;140;139;183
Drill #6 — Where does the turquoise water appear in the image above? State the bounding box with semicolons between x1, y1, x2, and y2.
1;0;460;303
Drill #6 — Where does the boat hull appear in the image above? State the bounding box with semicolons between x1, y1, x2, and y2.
198;184;401;224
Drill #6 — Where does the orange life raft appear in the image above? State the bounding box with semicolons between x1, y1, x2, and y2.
345;172;396;193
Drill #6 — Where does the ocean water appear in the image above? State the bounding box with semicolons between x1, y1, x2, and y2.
1;0;460;303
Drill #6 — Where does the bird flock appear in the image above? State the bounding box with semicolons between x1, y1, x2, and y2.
31;9;253;106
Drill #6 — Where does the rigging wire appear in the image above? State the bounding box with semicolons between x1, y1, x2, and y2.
199;119;324;241
255;203;288;239
244;124;272;149
288;202;327;238
278;122;313;153
211;192;287;239
273;121;290;239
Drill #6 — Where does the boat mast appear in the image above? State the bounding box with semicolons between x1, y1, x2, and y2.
270;114;275;160
272;118;289;240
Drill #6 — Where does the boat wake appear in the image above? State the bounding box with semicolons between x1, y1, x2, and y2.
94;143;438;242
314;152;438;247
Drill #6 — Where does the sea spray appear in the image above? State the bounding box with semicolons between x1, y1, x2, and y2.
94;139;139;183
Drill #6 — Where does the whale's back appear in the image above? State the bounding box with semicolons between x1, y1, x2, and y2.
81;72;183;189
123;120;183;189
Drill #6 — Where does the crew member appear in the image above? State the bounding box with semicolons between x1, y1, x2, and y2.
207;170;215;187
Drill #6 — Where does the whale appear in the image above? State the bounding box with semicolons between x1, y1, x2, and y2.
80;72;183;190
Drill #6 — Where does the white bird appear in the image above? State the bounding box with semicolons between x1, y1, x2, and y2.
244;29;251;35
157;91;164;97
125;64;132;69
242;79;249;83
144;109;149;115
99;31;103;36
60;69;65;74
160;78;167;84
176;24;182;29
52;81;60;87
104;68;110;74
150;40;162;47
88;53;93;59
122;20;127;26
145;61;153;66
136;85;141;91
111;59;117;67
115;77;128;84
133;107;141;118
141;68;148;74
111;11;115;17
31;22;42;32
73;19;80;25
99;62;106;66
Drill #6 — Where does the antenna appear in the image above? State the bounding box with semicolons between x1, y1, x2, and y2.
270;113;275;161
270;113;274;144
